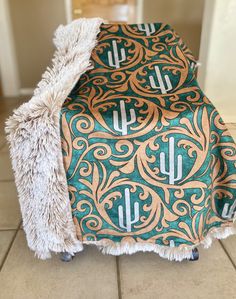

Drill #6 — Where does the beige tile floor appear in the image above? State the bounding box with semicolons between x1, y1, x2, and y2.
0;97;236;299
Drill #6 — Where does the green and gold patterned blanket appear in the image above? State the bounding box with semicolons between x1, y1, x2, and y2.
60;23;236;256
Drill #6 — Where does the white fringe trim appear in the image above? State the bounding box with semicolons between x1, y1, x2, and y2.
83;225;236;262
5;18;104;259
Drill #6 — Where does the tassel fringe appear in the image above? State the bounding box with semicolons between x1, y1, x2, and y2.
83;225;236;262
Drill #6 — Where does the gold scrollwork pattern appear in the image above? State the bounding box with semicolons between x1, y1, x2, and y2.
60;23;236;247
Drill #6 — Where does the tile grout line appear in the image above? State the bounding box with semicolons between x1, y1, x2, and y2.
219;240;236;271
116;256;122;299
0;221;22;272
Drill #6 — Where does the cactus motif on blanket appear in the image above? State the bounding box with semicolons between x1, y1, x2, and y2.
190;62;196;70
160;137;183;184
118;188;140;232
222;200;236;219
149;65;173;94
108;40;126;69
113;100;136;135
137;23;155;36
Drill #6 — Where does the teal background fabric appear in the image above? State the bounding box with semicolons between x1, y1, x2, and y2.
60;23;236;248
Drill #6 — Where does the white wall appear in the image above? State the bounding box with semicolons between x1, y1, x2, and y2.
198;0;236;122
142;0;204;58
8;0;66;92
0;0;20;96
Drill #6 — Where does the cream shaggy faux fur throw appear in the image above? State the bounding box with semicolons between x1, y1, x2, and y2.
5;17;104;259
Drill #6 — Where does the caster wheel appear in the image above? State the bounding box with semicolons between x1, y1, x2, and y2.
60;252;73;262
189;248;199;261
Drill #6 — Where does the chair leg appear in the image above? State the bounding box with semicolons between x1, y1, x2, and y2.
60;252;73;262
189;248;199;261
60;249;199;262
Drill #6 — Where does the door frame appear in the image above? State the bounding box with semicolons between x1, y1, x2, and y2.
64;0;73;23
64;0;144;24
0;0;20;97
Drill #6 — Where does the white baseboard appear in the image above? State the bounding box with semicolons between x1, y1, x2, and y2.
224;117;236;124
19;88;34;96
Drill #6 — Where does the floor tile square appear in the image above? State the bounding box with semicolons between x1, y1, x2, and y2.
0;135;6;149
221;235;236;266
118;241;236;299
0;231;119;299
0;152;14;181
0;144;9;153
0;182;21;229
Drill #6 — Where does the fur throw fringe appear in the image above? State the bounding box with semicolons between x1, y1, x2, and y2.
5;18;104;259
